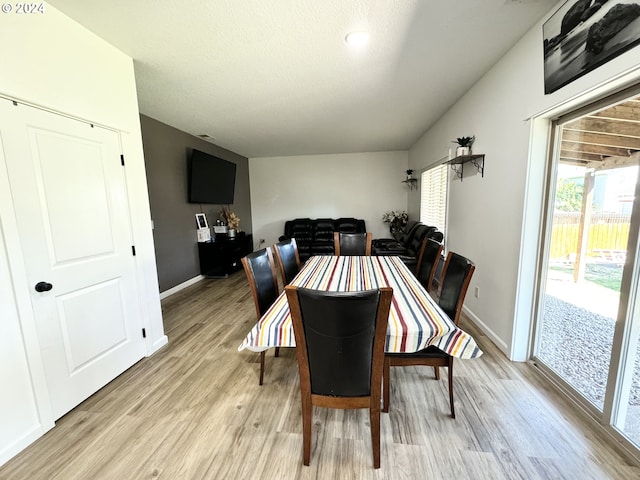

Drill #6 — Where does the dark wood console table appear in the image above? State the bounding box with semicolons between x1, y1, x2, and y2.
198;233;253;278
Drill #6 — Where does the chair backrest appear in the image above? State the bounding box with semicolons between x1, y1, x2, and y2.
273;238;302;284
438;252;475;325
285;286;393;397
415;238;443;292
333;232;372;256
241;248;279;318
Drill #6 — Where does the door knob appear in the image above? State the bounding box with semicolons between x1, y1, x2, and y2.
34;281;53;292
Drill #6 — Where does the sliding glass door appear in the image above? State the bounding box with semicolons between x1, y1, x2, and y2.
534;92;640;448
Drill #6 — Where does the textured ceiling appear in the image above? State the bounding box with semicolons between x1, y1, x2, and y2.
49;0;557;158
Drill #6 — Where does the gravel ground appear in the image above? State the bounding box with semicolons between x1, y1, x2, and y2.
538;294;640;405
538;294;640;442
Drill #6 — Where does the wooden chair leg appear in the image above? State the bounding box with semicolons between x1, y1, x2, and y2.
382;357;390;413
448;358;455;419
274;346;280;357
301;395;312;466
259;351;265;385
434;366;440;380
370;404;381;469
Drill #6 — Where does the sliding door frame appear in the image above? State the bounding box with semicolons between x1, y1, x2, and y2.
531;84;640;459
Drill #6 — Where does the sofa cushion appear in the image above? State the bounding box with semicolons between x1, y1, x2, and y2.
285;219;313;241
313;219;336;242
310;219;336;256
336;218;366;233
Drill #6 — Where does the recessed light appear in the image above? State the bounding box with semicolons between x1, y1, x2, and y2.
345;31;369;47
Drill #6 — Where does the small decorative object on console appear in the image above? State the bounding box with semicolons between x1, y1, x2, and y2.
195;213;211;242
220;208;240;231
197;228;211;242
195;213;208;229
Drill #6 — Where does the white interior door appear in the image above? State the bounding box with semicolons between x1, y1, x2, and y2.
0;100;145;420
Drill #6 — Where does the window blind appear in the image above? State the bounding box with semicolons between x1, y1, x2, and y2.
420;164;448;235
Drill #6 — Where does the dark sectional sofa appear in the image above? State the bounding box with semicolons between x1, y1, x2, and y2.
279;218;366;260
279;217;443;267
372;220;444;267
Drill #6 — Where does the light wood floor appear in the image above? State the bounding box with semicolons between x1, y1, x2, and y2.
2;271;640;479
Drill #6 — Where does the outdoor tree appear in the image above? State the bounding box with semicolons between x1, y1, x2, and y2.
555;178;583;212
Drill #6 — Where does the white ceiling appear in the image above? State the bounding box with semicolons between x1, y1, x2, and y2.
49;0;558;158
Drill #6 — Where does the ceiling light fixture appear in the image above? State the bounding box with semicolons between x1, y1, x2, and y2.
345;31;369;47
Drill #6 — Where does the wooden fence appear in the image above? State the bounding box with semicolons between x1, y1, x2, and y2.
550;212;630;260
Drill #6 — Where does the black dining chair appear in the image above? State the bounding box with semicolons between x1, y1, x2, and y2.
285;285;393;469
333;231;372;256
383;251;475;418
414;237;443;293
241;248;281;385
272;238;302;285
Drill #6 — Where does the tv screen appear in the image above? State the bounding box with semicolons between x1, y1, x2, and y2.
188;149;236;204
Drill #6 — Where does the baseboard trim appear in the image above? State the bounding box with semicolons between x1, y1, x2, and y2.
462;305;510;357
148;335;168;356
159;275;204;300
0;424;46;468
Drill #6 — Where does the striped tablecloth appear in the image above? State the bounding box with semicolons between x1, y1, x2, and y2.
238;255;482;359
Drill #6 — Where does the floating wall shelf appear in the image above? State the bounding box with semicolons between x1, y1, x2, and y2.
446;154;485;180
402;178;418;190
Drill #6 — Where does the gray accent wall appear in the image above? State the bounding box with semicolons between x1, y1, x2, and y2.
141;115;252;292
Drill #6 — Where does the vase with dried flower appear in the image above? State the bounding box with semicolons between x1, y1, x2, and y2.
220;208;240;238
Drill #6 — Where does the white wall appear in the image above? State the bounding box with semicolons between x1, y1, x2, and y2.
0;7;166;464
249;151;409;245
408;1;640;358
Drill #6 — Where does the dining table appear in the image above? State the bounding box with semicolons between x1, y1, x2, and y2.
238;255;482;359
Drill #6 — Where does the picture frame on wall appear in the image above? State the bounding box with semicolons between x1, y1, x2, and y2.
195;213;208;229
543;0;640;95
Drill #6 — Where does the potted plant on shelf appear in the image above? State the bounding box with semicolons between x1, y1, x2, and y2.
406;169;414;180
453;135;475;156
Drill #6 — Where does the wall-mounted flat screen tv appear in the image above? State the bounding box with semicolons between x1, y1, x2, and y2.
188;149;236;204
